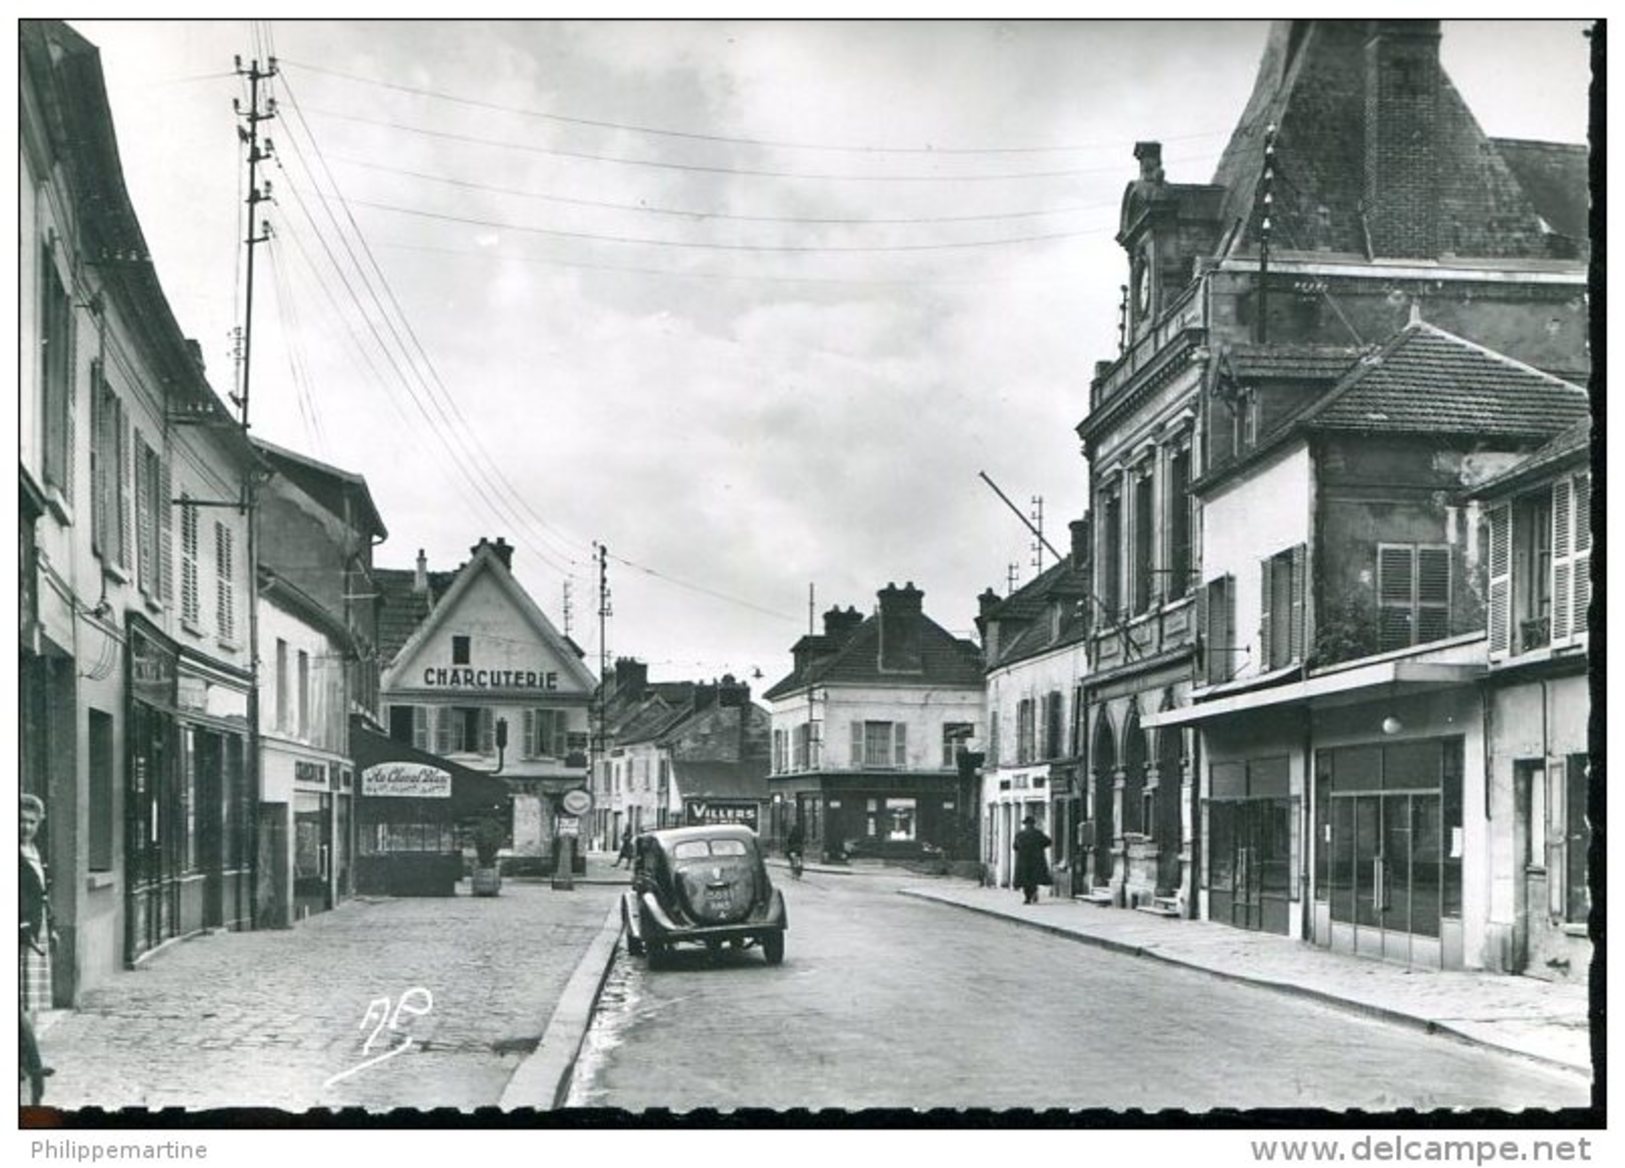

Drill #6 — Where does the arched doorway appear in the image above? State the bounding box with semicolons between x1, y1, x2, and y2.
1154;717;1184;894
1090;712;1116;887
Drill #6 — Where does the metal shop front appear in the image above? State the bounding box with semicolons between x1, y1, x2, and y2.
1315;737;1463;968
1206;756;1294;935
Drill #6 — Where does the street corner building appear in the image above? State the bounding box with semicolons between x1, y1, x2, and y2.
374;537;597;873
20;21;265;996
1074;19;1591;976
763;584;985;865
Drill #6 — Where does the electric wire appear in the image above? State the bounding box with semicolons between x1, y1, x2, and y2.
327;153;1124;226
305;105;1221;184
274;65;592;570
282;57;1232;157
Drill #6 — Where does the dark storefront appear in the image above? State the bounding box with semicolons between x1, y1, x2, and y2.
125;615;253;966
775;773;963;861
353;721;509;896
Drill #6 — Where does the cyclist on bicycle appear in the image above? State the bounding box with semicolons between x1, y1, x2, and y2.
785;821;806;878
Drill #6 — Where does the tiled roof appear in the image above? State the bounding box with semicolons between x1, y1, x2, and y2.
617;698;693;746
1225;343;1364;382
1209;21;1570;261
981;556;1095;670
763;606;983;700
1301;322;1589;438
1466;417;1593;499
1493;138;1591;244
374;569;435;666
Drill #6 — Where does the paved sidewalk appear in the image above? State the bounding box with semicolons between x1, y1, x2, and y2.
900;882;1593;1078
33;872;622;1112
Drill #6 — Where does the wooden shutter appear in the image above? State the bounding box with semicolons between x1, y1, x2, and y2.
434;707;451;755
1547;759;1566;918
134;429;152;594
851;721;863;769
411;706;428;751
1565;754;1589;922
1196;575;1209;681
1377;544;1415;652
116;404;130;567
553;711;568;758
1550;478;1574;643
479;707;494;754
1487;504;1512;659
523;709;537;758
1415;547;1450;644
893;722;908;768
1573;474;1591;640
1258;558;1273;669
157;452;173;602
89;365;105;555
180;499;199;625
1289;543;1306;662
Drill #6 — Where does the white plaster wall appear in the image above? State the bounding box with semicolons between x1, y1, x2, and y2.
770;684;983;773
986;640;1088;767
258;600;346;755
1200;442;1313;682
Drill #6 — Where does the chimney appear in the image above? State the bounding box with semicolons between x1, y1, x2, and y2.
491;537;514;570
1069;516;1091;570
876;581;925;673
1134;140;1164;184
614;657;647;700
692;682;718;713
977;588;1001;619
1363;20;1442;258
823;605;864;644
718;673;750;708
414;548;428;594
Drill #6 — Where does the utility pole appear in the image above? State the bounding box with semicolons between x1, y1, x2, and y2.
1007;563;1020;594
234;53;275;930
562;580;573;640
1029;495;1046;576
593;543;611;833
807;582;815;636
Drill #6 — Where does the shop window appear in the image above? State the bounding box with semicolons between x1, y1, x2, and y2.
452;635;471;665
180;729;198;873
1376;543;1450;653
88;708;115;872
941;722;974;769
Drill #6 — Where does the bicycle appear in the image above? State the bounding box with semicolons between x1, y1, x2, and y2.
787;850;804;880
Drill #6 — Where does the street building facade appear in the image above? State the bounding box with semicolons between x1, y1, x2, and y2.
253;440;388;926
659;677;772;832
976;520;1095;896
764;585;984;862
377;538;595;862
20;21;260;999
590;658;700;848
1076;20;1590;956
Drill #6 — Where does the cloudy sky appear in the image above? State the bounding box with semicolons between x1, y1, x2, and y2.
66;18;1592;687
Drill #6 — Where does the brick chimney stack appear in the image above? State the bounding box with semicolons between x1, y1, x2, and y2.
822;605;864;643
876;581;925;673
614;657;648;701
413;548;428;594
1069;516;1091;570
1364;19;1442;258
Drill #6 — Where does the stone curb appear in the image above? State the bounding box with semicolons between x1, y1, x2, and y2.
498;901;624;1111
897;888;1591;1079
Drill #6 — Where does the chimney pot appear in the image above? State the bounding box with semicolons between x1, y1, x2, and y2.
414;548;428;594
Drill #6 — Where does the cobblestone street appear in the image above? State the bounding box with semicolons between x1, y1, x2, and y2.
36;880;620;1112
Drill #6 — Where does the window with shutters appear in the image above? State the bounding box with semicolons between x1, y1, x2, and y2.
524;708;569;758
772;728;786;774
180;497;200;626
1259;544;1307;671
40;247;74;497
215;521;236;642
853;720;906;769
445;706;486;754
941;722;974;769
1201;574;1236;684
1549;474;1588;648
1376;544;1450;653
90;365;130;568
1507;489;1553;652
1045;691;1065;759
1544;755;1591;925
135;432;155;594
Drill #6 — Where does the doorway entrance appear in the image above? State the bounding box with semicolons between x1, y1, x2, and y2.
1205;756;1293;934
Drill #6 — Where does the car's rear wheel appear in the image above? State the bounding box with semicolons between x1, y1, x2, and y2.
762;931;784;965
622;902;646;956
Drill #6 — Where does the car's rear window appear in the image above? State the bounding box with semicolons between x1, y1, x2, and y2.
671;838;749;860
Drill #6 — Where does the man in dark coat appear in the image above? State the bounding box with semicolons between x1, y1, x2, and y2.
1012;815;1052;905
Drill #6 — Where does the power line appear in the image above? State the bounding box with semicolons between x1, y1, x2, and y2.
346;196;1112;253
606;552;801;624
283;57;1232;157
327;154;1123;226
305;105;1221;184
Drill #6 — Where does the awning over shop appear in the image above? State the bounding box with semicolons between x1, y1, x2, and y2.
1143;640;1487;729
351;719;510;818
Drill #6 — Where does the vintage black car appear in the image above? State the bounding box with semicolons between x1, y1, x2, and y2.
621;826;787;966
